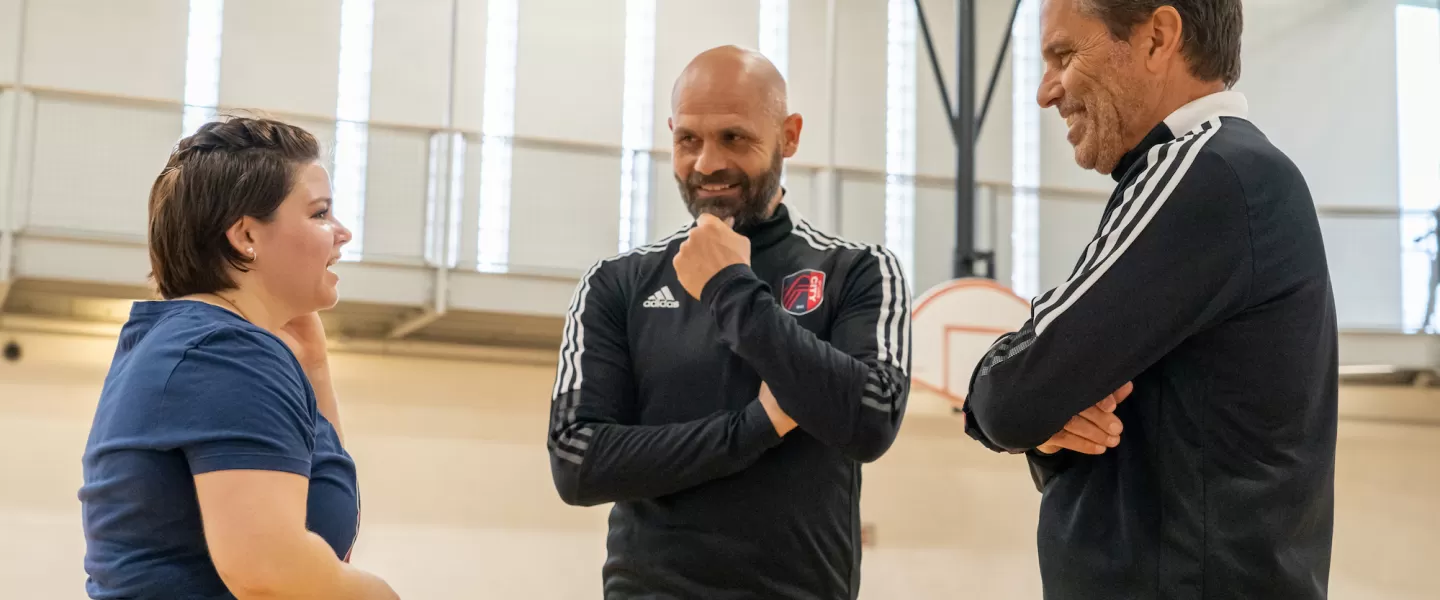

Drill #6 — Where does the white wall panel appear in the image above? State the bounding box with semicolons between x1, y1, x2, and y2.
1322;216;1404;330
1036;194;1104;291
369;0;456;128
26;98;178;237
787;0;830;167
508;146;621;272
0;0;22;85
651;0;760;149
450;0;488;133
22;0;189;101
360;127;432;262
0;91;15;223
1238;0;1397;208
914;0;1012;183
912;184;958;292
221;0;342;119
781;167;817;224
514;0;625;146
833;0;887;172
837;177;886;246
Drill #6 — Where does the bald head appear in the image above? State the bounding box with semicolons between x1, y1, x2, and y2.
668;46;803;229
672;45;788;123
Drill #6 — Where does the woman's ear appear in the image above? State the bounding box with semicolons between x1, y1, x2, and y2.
225;217;256;261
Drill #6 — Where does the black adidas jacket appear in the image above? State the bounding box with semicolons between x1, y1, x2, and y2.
962;92;1338;599
547;202;912;599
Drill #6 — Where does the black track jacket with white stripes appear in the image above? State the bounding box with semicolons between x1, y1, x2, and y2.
962;92;1338;599
548;202;911;599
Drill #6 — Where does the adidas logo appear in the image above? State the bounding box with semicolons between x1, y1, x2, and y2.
643;286;681;309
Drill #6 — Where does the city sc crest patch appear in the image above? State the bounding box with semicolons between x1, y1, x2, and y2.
780;269;826;315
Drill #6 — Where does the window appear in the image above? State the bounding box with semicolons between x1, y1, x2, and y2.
1397;2;1440;331
759;0;790;186
476;0;520;272
759;0;790;80
885;0;917;283
333;0;375;260
618;0;657;252
1010;0;1041;299
181;0;224;138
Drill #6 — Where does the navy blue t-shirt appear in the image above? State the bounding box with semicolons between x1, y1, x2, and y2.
79;300;360;599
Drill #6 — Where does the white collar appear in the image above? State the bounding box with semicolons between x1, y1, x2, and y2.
1162;90;1249;135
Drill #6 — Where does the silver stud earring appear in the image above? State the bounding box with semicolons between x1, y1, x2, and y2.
246;247;255;258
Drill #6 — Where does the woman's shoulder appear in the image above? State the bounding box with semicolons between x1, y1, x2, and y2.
129;300;291;359
119;301;305;392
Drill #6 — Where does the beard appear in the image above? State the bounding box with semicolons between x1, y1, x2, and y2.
678;146;783;229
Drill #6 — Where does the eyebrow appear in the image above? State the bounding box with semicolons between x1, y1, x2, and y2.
311;197;333;207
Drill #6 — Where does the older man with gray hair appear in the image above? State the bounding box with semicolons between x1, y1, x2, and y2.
961;1;1338;598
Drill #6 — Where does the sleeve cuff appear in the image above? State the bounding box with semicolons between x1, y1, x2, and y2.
738;398;784;452
189;452;312;477
700;263;759;309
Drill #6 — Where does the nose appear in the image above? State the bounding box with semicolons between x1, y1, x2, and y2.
693;142;727;176
1037;69;1062;109
335;219;354;247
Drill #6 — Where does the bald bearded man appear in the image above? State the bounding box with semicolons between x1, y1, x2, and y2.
546;46;912;599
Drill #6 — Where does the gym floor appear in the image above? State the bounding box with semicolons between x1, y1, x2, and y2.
1;330;1435;599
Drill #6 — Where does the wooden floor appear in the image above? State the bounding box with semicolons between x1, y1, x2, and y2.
1;330;1436;599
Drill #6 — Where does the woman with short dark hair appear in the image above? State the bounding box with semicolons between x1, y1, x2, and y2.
78;117;398;599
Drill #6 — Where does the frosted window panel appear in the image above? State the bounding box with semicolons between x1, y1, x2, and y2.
833;0;887;171
28;99;179;236
514;0;626;146
786;0;830;167
22;0;189;101
358;127;431;263
838;177;887;246
451;0;490;133
1035;193;1104;291
647;154;692;242
507;146;622;274
651;0;760;149
1320;216;1403;330
912;183;959;292
368;0;454;128
912;0;1012;183
220;0;342;119
0;0;21;85
758;0;790;78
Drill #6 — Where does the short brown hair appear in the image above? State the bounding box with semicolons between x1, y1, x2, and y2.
1080;0;1243;87
148;117;321;299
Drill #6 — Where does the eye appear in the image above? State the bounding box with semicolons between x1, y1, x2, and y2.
312;208;330;219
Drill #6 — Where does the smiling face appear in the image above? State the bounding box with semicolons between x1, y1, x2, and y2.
669;46;801;228
1037;0;1154;174
243;161;351;314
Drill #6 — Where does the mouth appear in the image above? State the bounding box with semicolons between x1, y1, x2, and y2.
1062;110;1086;145
326;256;339;277
694;182;740;198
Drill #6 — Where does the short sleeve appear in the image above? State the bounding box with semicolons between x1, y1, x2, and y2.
164;327;316;477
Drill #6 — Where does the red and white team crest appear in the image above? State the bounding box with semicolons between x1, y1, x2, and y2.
780;269;826;315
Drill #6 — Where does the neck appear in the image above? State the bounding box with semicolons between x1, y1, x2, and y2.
1131;77;1226;145
196;282;292;333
